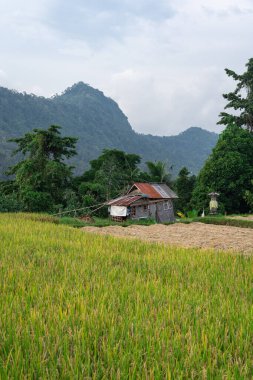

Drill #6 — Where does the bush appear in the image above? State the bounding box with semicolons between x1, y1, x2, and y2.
186;209;198;218
21;191;54;212
0;193;22;212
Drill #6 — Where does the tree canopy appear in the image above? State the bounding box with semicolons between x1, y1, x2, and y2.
0;84;217;180
218;58;253;132
8;125;77;211
174;167;196;213
191;124;253;213
71;151;175;216
145;161;172;185
77;149;142;201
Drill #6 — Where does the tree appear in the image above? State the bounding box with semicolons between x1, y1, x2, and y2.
8;125;77;211
145;161;172;185
218;58;253;132
77;149;142;202
0;182;21;212
174;167;196;212
244;180;253;211
191;124;253;214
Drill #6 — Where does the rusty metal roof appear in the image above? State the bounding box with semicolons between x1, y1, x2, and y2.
128;183;178;199
107;183;178;206
107;195;143;206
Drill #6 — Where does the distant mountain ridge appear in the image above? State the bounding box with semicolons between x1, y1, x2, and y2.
0;82;218;179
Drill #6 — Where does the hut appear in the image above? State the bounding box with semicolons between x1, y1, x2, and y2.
107;182;178;223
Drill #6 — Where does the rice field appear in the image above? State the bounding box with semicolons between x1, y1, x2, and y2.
0;213;252;379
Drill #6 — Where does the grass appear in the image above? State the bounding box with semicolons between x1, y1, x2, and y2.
0;213;253;378
57;214;253;230
186;216;253;229
14;212;60;224
58;216;156;228
58;216;88;228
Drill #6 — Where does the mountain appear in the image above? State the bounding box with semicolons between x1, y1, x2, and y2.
0;82;218;179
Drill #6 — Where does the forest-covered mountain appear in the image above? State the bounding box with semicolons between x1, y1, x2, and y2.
0;82;218;179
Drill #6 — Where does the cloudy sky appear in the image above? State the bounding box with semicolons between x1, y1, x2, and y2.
0;0;252;135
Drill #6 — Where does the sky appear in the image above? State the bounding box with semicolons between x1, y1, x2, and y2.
0;0;252;136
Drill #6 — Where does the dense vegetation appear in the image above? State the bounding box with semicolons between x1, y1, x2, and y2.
0;213;252;378
1;58;253;215
193;58;253;214
245;180;253;210
218;58;253;132
1;122;252;215
192;124;253;213
1;59;253;379
0;127;176;214
174;167;196;213
6;125;77;212
0;82;218;179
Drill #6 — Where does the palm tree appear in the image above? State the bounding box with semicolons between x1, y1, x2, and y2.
146;161;172;185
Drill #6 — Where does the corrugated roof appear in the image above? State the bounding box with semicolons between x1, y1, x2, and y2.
128;183;178;199
107;195;143;206
152;183;178;199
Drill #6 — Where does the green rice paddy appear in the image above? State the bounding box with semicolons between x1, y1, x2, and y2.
0;213;252;378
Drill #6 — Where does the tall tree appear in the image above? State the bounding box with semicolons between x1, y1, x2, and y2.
8;125;77;211
145;161;172;185
77;149;141;201
191;124;253;214
218;58;253;132
174;167;196;212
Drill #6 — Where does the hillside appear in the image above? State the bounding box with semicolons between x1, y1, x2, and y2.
0;82;218;178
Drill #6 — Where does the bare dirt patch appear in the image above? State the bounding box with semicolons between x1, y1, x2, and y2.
82;223;253;254
228;215;253;221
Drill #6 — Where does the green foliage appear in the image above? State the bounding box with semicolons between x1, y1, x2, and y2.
0;213;252;378
0;180;21;212
20;190;53;212
78;182;105;208
174;167;196;212
145;160;172;185
0;83;218;179
8;125;77;212
218;58;253;132
93;149;141;200
192;124;253;213
61;217;156;228
186;209;198;218
244;180;253;211
3;140;178;217
56;148;146;217
193;58;253;215
9;125;77;160
0;193;21;212
77;149;142;203
74;151;176;219
62;189;81;212
58;216;88;228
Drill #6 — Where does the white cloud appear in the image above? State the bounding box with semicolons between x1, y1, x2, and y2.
0;69;6;78
0;0;252;135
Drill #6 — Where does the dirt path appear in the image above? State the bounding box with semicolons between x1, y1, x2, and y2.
229;215;253;221
82;223;253;254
